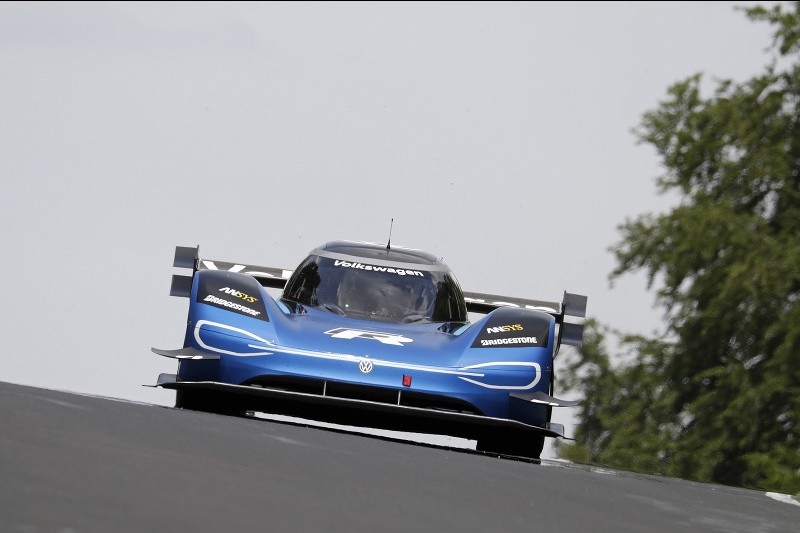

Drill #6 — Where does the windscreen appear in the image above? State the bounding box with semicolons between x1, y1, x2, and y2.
282;255;467;324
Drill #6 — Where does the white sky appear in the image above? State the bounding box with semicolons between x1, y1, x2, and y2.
0;1;783;458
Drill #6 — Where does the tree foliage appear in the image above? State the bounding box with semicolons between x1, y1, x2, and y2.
558;2;800;493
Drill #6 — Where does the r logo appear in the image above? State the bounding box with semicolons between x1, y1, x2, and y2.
324;328;413;346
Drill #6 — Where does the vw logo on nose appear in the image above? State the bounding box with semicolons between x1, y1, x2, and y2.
358;358;374;374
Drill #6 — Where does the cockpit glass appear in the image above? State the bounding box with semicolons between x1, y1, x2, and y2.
282;255;467;324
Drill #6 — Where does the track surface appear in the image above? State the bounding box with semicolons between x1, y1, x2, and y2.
1;381;798;533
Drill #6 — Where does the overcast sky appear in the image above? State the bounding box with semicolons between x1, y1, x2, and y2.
0;1;783;458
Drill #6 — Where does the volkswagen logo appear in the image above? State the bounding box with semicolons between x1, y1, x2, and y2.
358;358;373;374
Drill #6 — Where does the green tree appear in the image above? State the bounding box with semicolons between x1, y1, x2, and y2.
559;2;800;493
555;321;675;475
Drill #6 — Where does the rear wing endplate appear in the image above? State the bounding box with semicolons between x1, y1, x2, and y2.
169;245;293;298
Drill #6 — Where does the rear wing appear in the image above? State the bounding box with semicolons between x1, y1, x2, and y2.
168;245;587;347
464;291;587;348
169;245;293;298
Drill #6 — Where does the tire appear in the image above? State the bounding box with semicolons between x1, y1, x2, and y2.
174;390;246;417
478;376;553;459
476;431;545;460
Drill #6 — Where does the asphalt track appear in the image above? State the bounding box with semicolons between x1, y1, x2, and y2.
1;381;798;533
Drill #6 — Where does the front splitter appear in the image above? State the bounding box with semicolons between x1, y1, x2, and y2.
156;373;564;441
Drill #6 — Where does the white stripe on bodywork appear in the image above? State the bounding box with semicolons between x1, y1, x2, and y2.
195;320;273;356
194;320;482;376
457;362;541;390
193;320;544;389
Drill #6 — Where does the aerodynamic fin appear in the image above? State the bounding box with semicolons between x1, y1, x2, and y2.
170;274;193;298
547;422;567;439
156;373;179;386
559;291;587;348
509;390;580;407
151;347;221;360
173;245;199;269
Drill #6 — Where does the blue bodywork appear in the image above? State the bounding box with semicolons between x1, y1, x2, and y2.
155;242;586;457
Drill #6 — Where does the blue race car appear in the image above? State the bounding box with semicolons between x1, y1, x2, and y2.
154;241;587;459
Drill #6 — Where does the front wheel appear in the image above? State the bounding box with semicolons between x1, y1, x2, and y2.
174;390;247;417
476;431;545;460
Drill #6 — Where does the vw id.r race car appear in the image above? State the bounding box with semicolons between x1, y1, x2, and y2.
153;241;587;459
